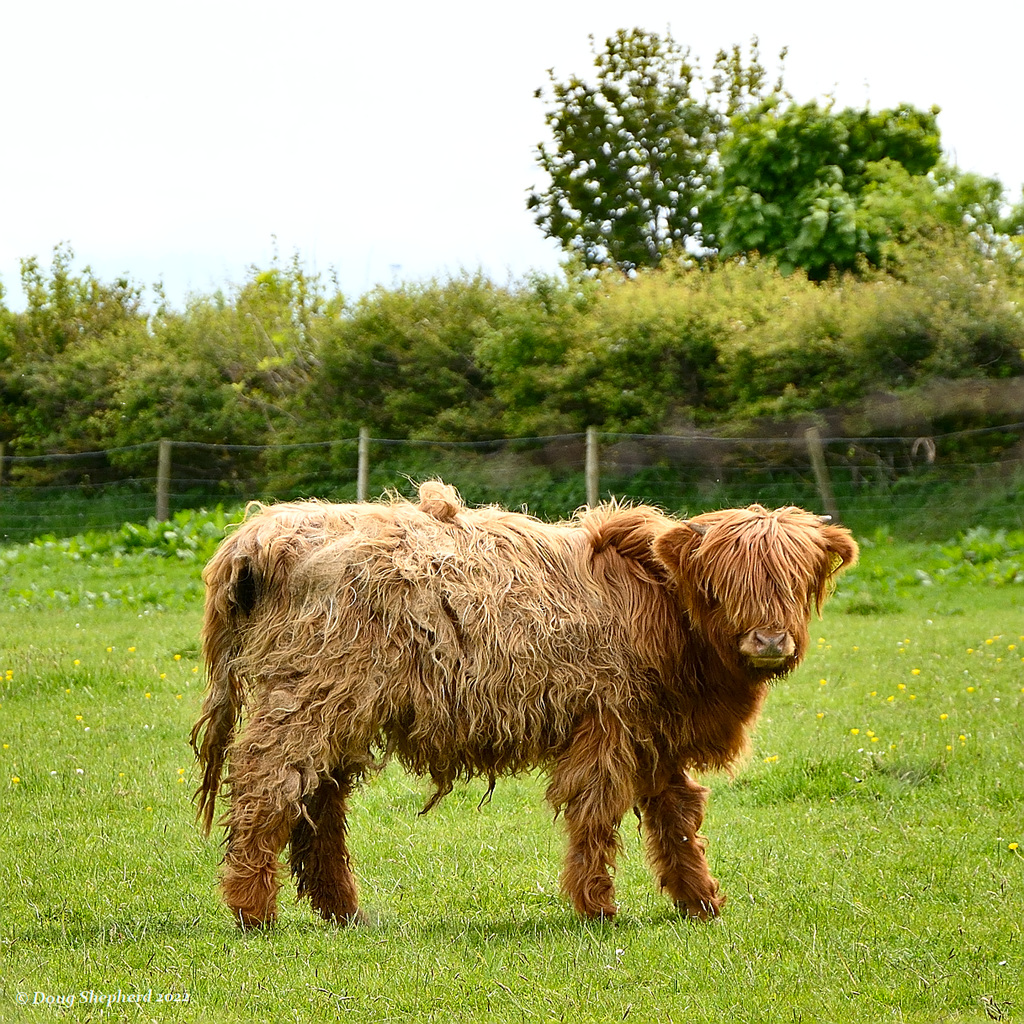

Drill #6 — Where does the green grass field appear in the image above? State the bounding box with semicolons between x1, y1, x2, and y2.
1;525;1022;1023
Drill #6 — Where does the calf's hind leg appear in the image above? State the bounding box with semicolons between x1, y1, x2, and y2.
219;705;333;929
290;768;363;924
639;770;724;919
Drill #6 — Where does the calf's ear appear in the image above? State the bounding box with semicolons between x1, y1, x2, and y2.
822;524;859;576
652;523;704;578
813;523;860;616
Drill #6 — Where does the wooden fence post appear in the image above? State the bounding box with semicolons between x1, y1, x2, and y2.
804;427;840;522
586;427;600;508
156;438;172;522
357;428;370;502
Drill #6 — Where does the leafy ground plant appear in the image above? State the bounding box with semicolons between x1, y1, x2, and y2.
0;532;1021;1023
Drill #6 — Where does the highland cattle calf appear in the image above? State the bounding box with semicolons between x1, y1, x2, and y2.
191;482;857;928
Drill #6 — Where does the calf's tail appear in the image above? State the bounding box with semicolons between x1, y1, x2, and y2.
190;542;257;835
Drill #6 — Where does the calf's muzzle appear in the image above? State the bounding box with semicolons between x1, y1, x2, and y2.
739;628;796;668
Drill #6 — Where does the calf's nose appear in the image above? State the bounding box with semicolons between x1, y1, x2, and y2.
754;629;791;657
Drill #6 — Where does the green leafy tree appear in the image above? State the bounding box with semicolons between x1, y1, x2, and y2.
5;244;147;452
707;100;950;277
302;274;500;441
100;253;343;478
473;272;596;435
529;30;780;273
0;280;18;443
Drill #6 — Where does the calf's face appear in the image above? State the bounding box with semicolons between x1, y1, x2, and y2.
653;505;858;675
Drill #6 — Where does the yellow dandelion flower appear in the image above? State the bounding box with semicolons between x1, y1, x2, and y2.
967;648;974;654
75;715;83;721
763;755;779;763
871;737;879;743
985;638;994;645
128;647;136;653
940;713;948;720
946;745;953;751
911;668;921;676
1009;645;1017;651
11;776;20;784
175;694;182;700
1010;843;1019;851
909;694;917;700
866;730;875;737
174;654;182;662
145;692;152;699
959;734;967;742
967;686;976;693
850;728;860;735
869;691;877;697
887;695;895;702
106;646;113;653
819;678;828;687
898;683;907;690
816;712;825;719
159;673;166;680
73;659;80;666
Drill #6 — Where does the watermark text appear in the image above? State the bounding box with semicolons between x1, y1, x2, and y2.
15;989;190;1009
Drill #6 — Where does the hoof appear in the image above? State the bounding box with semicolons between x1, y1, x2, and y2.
676;894;725;920
233;907;276;931
578;904;618;922
320;907;369;927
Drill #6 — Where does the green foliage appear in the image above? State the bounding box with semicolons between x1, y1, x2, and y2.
933;527;1024;585
482;269;730;432
708;100;949;277
107;251;340;460
2;244;148;452
3;507;232;565
0;509;234;611
0;235;1021;503
472;248;1023;436
529;30;777;272
301;274;500;441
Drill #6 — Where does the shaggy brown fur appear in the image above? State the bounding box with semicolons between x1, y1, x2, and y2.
191;482;857;928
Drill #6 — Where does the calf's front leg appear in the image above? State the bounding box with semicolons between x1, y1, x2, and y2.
547;715;635;920
638;769;724;919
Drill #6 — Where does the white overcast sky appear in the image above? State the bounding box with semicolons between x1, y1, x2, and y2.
2;0;1021;311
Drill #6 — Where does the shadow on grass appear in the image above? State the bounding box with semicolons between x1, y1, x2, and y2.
10;900;710;949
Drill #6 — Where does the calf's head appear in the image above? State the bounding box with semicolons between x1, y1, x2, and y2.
653;505;858;675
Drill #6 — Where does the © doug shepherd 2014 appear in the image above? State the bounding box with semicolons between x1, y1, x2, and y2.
192;481;856;928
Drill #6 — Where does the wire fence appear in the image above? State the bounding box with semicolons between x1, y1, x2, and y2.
1;422;1023;544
